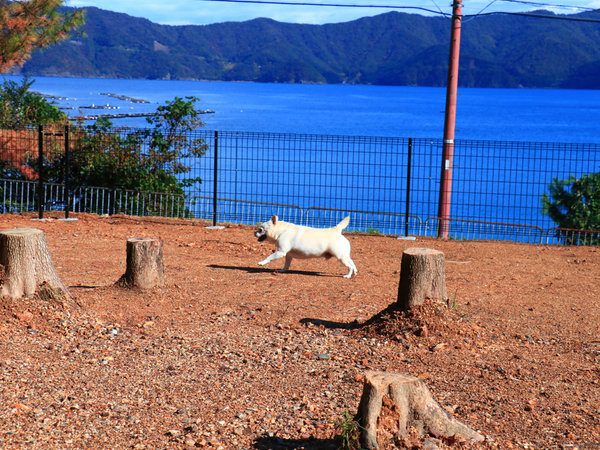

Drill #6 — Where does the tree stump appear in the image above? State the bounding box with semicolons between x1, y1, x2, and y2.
357;371;484;448
0;228;71;300
119;238;165;289
397;247;446;310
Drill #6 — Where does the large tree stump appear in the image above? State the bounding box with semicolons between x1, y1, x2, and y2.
0;228;71;300
357;371;484;448
397;247;446;310
119;238;165;289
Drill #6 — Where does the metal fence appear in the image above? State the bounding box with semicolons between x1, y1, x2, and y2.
0;125;599;245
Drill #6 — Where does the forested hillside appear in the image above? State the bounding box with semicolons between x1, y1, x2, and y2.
14;7;600;89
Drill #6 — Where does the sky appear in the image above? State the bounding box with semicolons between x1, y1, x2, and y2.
65;0;600;26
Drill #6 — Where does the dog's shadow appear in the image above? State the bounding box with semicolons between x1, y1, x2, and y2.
253;434;338;449
208;264;336;277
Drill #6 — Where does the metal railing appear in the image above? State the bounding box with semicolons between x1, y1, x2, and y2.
0;126;598;245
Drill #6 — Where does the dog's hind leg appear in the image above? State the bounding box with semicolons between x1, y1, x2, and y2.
340;256;358;278
281;254;294;272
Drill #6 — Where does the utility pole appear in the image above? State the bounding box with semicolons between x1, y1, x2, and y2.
437;0;463;239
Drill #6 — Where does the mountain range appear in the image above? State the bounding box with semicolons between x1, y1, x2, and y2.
13;7;600;89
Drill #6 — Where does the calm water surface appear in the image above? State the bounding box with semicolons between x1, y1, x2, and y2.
7;75;600;143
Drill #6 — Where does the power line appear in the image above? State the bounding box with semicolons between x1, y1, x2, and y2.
469;10;600;22
462;0;499;23
196;0;600;23
497;0;598;12
196;0;446;16
429;0;452;18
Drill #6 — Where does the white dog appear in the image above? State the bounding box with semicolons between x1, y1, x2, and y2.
254;215;357;278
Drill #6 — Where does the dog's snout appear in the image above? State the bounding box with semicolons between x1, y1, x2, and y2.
255;228;267;241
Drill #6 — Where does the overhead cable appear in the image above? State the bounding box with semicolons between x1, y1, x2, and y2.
497;0;598;12
197;0;600;23
469;10;600;22
196;0;446;16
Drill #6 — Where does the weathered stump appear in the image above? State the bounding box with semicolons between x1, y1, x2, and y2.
357;371;484;448
397;247;446;310
0;228;71;299
119;238;165;289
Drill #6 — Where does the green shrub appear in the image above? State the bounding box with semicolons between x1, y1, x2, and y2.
542;172;600;244
0;77;66;128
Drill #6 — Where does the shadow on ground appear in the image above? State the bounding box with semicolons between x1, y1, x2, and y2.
253;435;338;449
209;264;333;277
299;317;361;330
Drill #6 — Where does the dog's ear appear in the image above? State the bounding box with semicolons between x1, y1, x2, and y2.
271;215;278;224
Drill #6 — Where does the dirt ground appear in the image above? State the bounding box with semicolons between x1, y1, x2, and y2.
0;213;598;449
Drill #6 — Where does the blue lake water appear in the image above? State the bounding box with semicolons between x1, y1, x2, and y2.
3;75;600;240
6;75;600;143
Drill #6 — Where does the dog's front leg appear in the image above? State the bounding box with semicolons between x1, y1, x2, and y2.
258;250;287;267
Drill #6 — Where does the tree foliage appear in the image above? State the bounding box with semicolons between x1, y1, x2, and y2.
0;77;66;185
0;80;208;215
542;172;600;244
64;96;208;193
142;96;209;187
0;0;85;73
0;76;66;127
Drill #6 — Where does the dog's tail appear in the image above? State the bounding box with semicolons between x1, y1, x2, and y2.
334;216;350;232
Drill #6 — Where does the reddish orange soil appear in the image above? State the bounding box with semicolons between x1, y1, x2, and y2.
0;213;598;448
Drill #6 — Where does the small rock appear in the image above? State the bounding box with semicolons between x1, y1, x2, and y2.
13;403;30;412
15;311;34;323
423;437;441;449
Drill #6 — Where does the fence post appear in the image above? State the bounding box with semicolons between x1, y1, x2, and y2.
213;130;218;226
64;125;70;219
405;138;412;237
37;125;44;219
110;189;115;216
